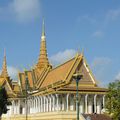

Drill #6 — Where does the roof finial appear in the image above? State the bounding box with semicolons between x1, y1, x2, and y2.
81;47;84;56
1;49;9;77
42;17;45;36
4;48;6;57
77;46;81;55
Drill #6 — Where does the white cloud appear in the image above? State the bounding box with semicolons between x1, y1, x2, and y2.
92;31;103;38
7;66;18;80
115;72;120;80
0;0;41;22
77;15;97;24
91;57;112;86
49;49;77;66
91;57;111;68
106;8;120;21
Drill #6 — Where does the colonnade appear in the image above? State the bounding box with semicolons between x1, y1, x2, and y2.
8;94;105;115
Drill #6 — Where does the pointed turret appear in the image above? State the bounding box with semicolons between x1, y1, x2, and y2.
1;49;9;77
37;19;50;69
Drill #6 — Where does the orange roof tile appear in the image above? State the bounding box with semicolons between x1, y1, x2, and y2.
19;73;25;90
13;84;20;93
41;57;75;88
19;71;35;90
27;71;34;88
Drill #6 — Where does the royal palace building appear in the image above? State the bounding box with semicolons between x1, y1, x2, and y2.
0;21;108;120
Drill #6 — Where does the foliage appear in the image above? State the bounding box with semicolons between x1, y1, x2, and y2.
105;80;120;120
0;87;11;117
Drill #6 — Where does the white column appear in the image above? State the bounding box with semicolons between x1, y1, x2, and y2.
59;94;62;111
70;94;74;111
79;96;84;113
17;100;19;114
29;99;31;113
28;98;31;114
15;100;17;114
85;94;88;113
33;97;36;113
97;96;102;114
14;100;16;114
94;94;97;113
23;100;26;114
23;108;25;114
36;97;39;112
66;94;69;111
52;95;55;111
35;97;37;113
46;96;49;112
37;97;39;112
56;94;59;111
11;101;14;114
103;95;105;108
36;97;38;113
9;106;11;114
18;100;20;114
9;105;12;115
43;96;46;112
27;99;29;114
25;98;27;115
38;96;41;112
88;98;93;114
32;97;34;113
40;96;43;112
16;100;18;114
48;95;52;112
31;98;33;113
62;95;65;111
38;96;40;112
13;101;15;114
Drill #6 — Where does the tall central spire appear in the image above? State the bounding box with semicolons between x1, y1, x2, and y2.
42;18;45;36
1;49;8;77
37;19;50;69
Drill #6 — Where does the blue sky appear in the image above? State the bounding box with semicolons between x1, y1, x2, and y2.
0;0;120;86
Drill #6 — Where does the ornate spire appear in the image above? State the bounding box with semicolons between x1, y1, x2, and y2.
37;19;50;68
1;49;9;77
42;18;45;36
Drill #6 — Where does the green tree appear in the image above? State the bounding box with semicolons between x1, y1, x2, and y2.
105;80;120;120
0;87;11;120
